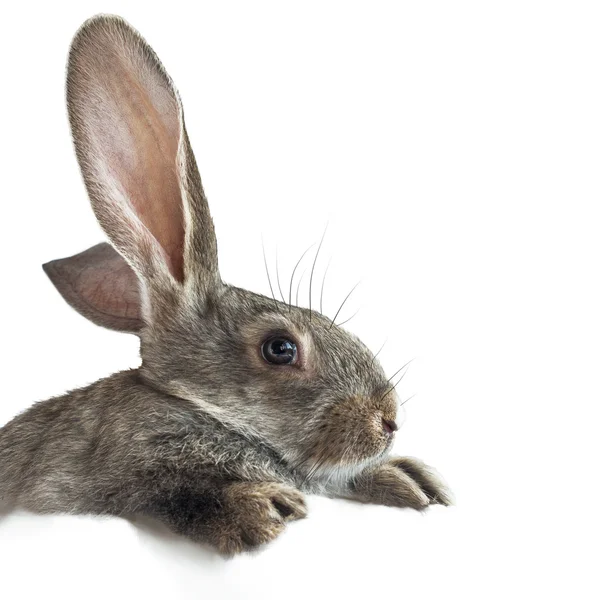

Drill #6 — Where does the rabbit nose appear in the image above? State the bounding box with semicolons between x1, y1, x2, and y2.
382;418;398;435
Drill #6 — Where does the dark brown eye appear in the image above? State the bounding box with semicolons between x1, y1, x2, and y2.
261;337;298;365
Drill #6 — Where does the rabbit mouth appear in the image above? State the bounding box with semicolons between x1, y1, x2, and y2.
382;417;398;435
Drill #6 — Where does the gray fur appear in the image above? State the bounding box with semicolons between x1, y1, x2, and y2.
0;14;451;554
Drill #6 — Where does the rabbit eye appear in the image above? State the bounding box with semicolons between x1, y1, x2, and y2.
261;337;298;365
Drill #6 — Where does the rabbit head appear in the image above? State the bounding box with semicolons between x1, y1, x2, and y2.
43;15;404;484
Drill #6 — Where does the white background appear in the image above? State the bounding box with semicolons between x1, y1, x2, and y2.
1;1;599;598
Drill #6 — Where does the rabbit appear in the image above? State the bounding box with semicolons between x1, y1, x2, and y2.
0;14;451;555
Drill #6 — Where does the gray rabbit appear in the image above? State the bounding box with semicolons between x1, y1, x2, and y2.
0;15;451;554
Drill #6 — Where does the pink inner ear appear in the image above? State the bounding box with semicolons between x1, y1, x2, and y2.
69;19;186;282
43;243;143;333
105;63;186;281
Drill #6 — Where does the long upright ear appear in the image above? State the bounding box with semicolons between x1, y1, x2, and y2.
66;15;220;321
43;243;143;333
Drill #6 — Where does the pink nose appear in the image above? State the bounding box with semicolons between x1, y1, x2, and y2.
382;418;398;435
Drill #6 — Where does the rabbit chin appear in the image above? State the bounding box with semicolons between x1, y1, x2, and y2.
307;451;392;493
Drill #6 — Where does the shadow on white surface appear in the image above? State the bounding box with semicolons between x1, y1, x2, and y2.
0;497;462;600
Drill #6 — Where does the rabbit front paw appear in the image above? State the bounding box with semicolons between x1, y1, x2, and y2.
387;457;452;506
353;457;452;510
214;482;307;555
